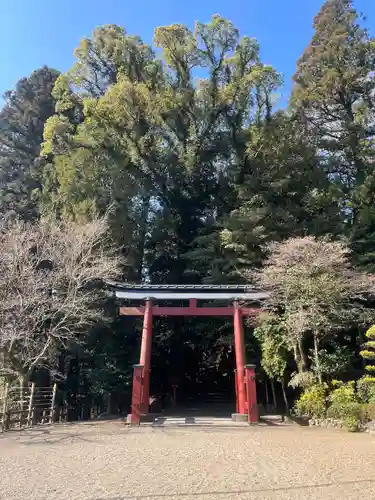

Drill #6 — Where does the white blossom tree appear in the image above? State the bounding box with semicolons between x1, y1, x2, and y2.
259;236;372;383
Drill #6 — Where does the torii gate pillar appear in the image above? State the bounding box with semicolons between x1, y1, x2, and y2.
139;299;153;414
233;301;247;415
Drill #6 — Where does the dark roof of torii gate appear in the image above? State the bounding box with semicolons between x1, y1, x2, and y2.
106;281;269;301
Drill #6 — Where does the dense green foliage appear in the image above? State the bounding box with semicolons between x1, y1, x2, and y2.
1;1;375;418
293;380;374;431
0;67;59;220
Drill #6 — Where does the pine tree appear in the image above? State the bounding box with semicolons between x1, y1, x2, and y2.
360;325;375;375
351;210;375;273
292;0;375;216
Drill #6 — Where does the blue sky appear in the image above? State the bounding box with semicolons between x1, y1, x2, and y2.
1;0;374;107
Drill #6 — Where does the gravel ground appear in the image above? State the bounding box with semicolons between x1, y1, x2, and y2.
1;420;375;500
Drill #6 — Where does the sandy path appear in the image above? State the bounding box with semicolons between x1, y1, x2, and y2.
1;420;375;500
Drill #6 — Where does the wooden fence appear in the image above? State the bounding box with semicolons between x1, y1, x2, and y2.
0;383;57;432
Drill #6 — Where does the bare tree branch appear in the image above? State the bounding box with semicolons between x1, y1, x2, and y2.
0;214;122;380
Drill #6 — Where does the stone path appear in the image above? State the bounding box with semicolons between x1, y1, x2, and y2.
1;420;375;499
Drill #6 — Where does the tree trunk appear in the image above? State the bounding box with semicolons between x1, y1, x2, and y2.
106;392;112;415
19;376;24;428
1;383;9;432
294;341;308;373
298;338;309;372
264;378;270;412
293;344;301;372
313;333;322;384
281;379;289;415
66;356;80;421
270;379;277;410
136;194;150;280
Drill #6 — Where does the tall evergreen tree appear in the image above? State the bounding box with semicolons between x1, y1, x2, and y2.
292;0;375;191
40;26;162;279
292;0;375;269
191;112;342;280
0;66;59;220
41;17;281;285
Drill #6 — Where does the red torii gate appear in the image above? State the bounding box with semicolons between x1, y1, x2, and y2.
108;283;268;425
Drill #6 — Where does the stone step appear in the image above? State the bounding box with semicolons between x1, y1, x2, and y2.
185;395;233;401
259;414;289;425
152;416;247;427
126;413;288;426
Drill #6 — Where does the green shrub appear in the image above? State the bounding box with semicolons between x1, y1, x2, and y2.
357;376;375;403
327;401;362;431
327;381;362;431
293;380;375;431
361;403;375;421
288;371;316;390
294;384;327;418
328;380;356;404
